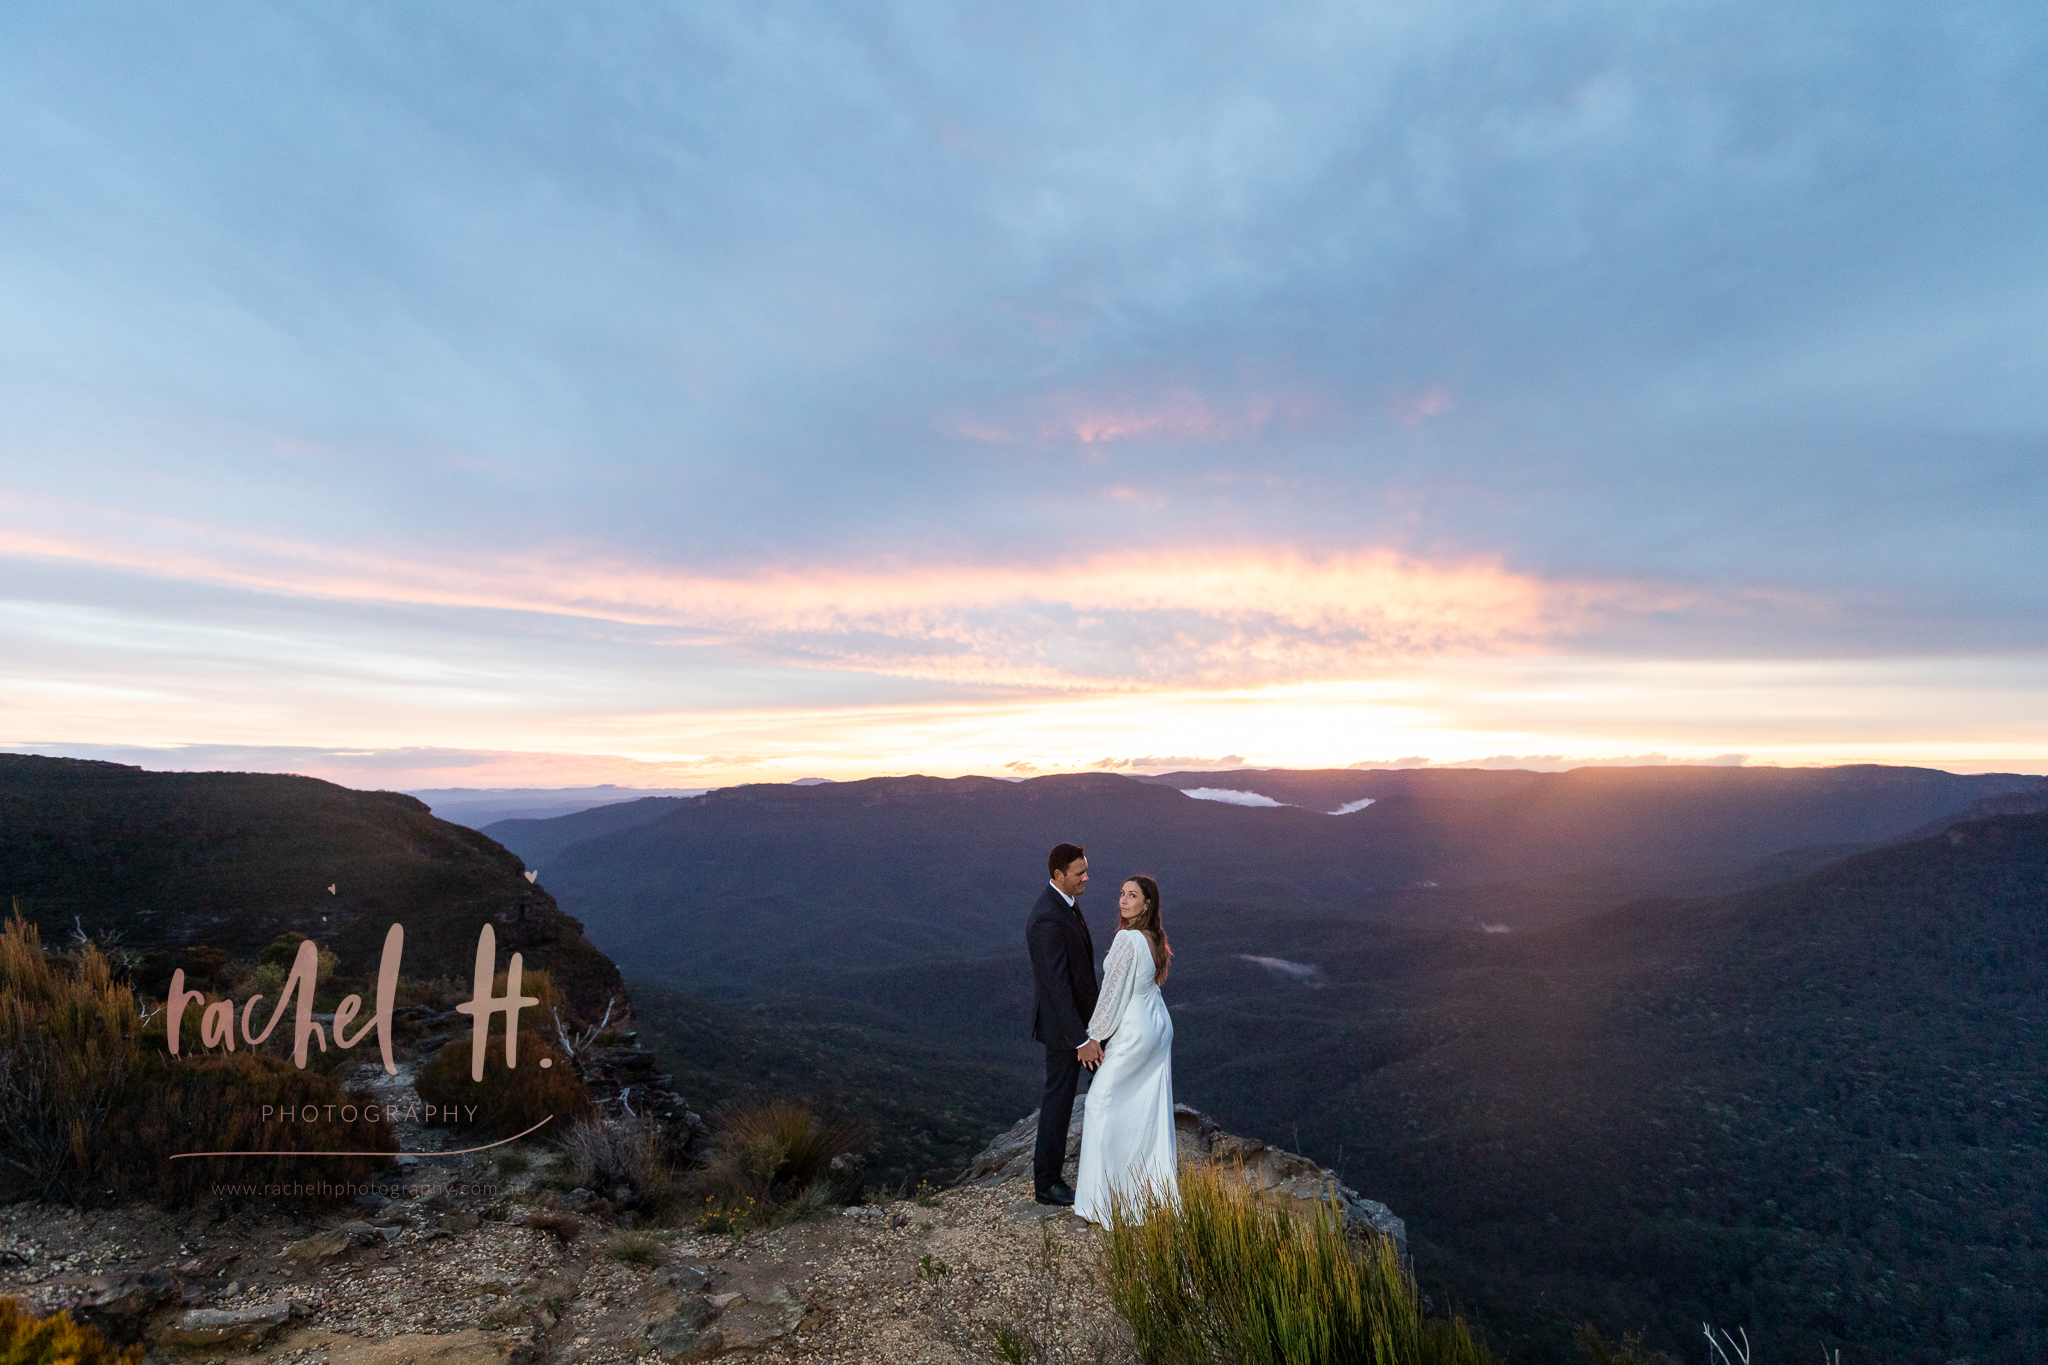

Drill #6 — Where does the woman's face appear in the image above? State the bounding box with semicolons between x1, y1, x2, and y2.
1119;880;1144;923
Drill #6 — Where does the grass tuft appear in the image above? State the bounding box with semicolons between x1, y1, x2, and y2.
522;1210;583;1243
1098;1161;1498;1365
607;1231;667;1267
689;1100;869;1228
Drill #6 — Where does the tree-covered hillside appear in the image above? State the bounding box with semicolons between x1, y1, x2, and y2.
0;754;622;1015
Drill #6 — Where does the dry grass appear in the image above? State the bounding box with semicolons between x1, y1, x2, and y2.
522;1210;583;1243
413;1027;594;1137
0;910;137;1198
1098;1162;1498;1365
688;1100;870;1230
561;1114;679;1218
606;1231;668;1267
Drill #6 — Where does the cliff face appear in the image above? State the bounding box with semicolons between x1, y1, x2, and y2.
0;754;622;1018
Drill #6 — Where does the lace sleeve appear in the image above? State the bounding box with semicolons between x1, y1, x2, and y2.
1087;932;1139;1042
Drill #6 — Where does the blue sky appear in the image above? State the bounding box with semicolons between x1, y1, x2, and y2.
4;3;2044;786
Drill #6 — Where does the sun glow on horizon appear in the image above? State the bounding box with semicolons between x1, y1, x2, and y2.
13;657;2045;790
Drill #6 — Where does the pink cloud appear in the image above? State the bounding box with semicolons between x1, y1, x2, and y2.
0;498;1699;693
1387;383;1455;426
947;381;1338;449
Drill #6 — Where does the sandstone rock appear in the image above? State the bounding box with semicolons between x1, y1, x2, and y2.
654;1264;712;1294
1004;1200;1071;1224
333;1220;385;1247
570;1038;707;1167
281;1230;356;1265
644;1292;722;1363
157;1295;314;1349
444;1211;481;1233
963;1098;1408;1257
713;1283;805;1353
272;1325;535;1365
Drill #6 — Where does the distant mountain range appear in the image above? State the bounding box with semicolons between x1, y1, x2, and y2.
495;764;2046;1364
489;765;2042;997
409;784;709;828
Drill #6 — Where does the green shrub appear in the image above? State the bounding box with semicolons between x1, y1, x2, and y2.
414;1028;593;1138
258;932;308;968
235;941;339;1011
0;1297;143;1365
1098;1162;1498;1365
690;1101;868;1228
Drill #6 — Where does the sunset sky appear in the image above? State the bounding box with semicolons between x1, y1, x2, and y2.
4;3;2044;789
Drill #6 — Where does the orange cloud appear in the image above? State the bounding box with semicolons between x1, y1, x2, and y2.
0;507;1660;691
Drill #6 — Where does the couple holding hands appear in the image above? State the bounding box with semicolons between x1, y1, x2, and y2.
1026;842;1179;1224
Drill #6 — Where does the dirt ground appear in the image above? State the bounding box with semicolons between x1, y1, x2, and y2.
0;1071;1137;1365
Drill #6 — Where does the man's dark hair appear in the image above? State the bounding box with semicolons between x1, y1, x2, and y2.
1048;843;1086;877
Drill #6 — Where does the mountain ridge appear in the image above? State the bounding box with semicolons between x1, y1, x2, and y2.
0;753;623;1016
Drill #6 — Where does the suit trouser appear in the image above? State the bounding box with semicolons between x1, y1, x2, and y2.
1034;1043;1083;1194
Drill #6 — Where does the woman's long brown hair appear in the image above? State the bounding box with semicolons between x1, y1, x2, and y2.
1121;875;1172;986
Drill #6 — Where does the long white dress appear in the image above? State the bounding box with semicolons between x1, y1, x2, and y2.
1074;928;1178;1225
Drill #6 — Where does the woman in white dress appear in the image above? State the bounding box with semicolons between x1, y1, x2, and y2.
1073;875;1178;1226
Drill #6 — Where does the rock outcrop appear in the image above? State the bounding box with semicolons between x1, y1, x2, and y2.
569;1032;707;1168
962;1096;1408;1257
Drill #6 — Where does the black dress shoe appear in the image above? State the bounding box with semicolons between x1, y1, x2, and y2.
1035;1183;1075;1206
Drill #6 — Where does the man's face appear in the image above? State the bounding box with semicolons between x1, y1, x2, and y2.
1053;856;1089;898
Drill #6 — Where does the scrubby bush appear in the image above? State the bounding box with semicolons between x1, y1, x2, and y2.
690;1100;869;1228
236;933;340;1011
106;1027;398;1204
1574;1324;1681;1365
562;1114;679;1218
259;932;309;968
508;968;573;1022
414;1028;593;1138
0;1298;142;1365
1098;1161;1498;1365
0;909;399;1205
0;911;138;1198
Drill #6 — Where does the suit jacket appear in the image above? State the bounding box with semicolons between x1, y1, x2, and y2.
1027;882;1100;1051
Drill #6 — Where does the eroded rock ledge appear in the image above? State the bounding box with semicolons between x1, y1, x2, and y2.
961;1096;1407;1257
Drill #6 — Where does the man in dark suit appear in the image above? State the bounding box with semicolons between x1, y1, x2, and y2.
1026;841;1102;1206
